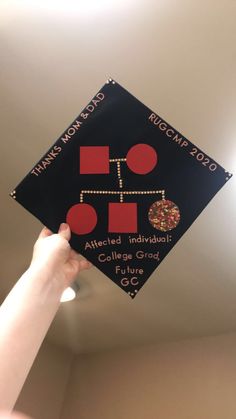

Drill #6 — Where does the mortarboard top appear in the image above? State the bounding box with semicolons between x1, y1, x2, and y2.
11;78;232;298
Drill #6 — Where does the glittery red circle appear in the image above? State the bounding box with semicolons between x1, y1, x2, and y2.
126;144;158;174
66;203;97;235
148;200;180;232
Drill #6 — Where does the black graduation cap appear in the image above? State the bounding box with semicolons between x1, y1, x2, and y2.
11;78;232;298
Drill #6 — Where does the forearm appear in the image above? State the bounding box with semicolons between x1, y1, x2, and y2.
0;268;64;411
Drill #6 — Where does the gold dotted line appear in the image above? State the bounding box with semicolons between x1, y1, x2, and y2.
80;190;165;202
117;161;123;190
109;158;127;162
109;158;126;191
81;190;165;195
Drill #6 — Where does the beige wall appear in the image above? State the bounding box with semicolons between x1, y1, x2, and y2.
61;333;236;419
15;340;73;419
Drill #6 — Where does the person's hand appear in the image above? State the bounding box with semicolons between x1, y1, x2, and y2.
0;224;91;413
29;223;91;290
0;412;32;419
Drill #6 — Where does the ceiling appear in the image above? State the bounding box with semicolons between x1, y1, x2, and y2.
1;0;236;355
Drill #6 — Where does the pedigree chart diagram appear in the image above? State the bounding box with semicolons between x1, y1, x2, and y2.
12;79;231;298
66;143;181;235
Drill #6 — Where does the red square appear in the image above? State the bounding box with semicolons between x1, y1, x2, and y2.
80;146;110;174
108;203;138;233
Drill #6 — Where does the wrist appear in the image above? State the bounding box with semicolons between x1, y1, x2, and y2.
25;265;65;302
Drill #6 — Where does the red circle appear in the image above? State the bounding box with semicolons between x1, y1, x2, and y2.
66;203;97;235
126;144;158;174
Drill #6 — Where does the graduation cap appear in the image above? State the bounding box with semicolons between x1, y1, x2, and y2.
11;78;232;298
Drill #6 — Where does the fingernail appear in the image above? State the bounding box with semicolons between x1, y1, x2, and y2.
59;223;68;232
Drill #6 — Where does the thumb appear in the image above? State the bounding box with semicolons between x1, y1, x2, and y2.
58;223;71;241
